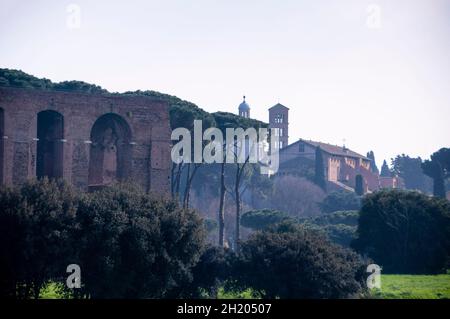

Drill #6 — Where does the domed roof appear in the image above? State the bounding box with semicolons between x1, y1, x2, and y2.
238;96;250;111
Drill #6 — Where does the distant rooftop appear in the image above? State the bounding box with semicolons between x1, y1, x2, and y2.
283;138;369;160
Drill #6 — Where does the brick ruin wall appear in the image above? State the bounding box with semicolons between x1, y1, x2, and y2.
0;87;171;194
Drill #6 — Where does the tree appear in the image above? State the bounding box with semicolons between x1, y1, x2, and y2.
391;154;432;193
213;111;268;251
0;178;78;299
366;151;379;174
241;209;291;230
352;189;450;274
302;211;359;248
271;176;325;218
73;183;206;298
422;148;450;198
380;160;391;177
184;246;236;298
231;223;367;298
355;174;364;196
320;191;361;214
314;146;326;191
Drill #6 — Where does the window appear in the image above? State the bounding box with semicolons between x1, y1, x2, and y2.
274;113;284;124
279;128;283;137
299;143;305;152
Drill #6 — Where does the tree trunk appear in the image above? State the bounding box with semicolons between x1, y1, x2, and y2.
235;166;241;252
183;163;199;209
218;162;226;247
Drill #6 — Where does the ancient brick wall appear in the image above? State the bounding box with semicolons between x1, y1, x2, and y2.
0;87;171;195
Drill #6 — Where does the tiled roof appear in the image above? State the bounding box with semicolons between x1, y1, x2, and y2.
284;139;369;160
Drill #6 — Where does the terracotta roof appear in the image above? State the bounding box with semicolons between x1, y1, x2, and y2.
283;139;369;160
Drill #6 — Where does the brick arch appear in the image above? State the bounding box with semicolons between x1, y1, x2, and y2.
88;113;133;188
36;110;64;179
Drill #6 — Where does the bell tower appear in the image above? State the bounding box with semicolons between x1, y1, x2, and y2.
269;103;289;149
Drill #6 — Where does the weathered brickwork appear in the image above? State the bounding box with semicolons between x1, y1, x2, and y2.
0;87;171;194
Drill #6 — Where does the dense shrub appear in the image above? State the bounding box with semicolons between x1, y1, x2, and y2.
183;246;236;298
301;211;359;247
0;179;78;299
320;191;361;213
0;181;206;299
231;223;367;298
352;189;450;274
73;184;206;298
241;209;291;230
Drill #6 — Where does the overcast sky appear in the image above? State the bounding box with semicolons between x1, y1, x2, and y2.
1;0;449;168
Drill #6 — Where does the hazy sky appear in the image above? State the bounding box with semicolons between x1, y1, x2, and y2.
1;0;449;167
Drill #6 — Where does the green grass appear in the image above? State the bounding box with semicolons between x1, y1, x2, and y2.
39;274;450;299
371;274;450;299
217;287;255;299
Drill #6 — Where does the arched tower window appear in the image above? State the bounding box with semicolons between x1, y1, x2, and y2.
36;110;64;179
88;113;132;187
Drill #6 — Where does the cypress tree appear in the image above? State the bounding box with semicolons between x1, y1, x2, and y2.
366;151;379;174
315;146;326;191
355;174;364;196
380;160;391;177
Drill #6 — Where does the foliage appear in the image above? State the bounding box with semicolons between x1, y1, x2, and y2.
0;68;106;93
391;154;432;193
352;189;450;274
380;160;392;177
355;174;364;196
0;178;78;299
184;246;237;298
231;223;367;299
422;148;450;198
301;211;359;247
320;191;361;214
73;184;205;298
240;209;291;230
366;151;379;174
0;181;206;299
204;218;218;233
314;146;326;191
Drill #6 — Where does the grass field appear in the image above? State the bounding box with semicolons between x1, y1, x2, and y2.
371;274;450;299
39;274;450;299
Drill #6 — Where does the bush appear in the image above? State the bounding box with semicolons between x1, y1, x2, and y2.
320;191;361;214
352;189;450;274
231;223;367;298
184;246;236;298
241;209;291;230
0;181;207;299
301;211;359;248
73;184;206;298
0;179;78;299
